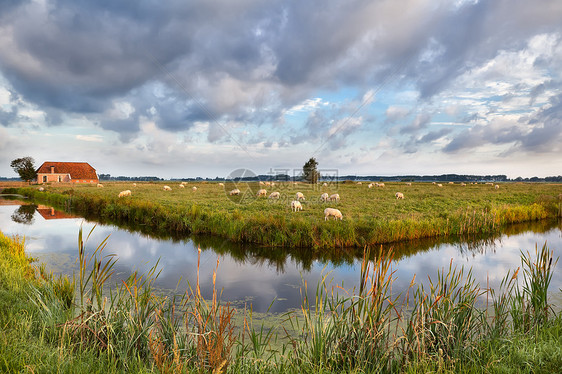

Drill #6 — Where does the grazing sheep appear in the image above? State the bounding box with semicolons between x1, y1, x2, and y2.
437;184;443;187
218;183;224;187
460;182;466;186
495;184;500;189
179;184;185;188
97;183;104;188
324;208;343;221
119;190;132;198
329;193;340;202
320;192;329;202
395;192;404;199
164;185;172;191
259;181;265;186
257;188;267;197
448;182;454;185
322;182;328;187
406;182;412;186
295;192;305;201
357;182;362;185
432;182;436;185
271;182;275;187
38;187;44;192
377;183;385;188
269;191;280;199
192;186;197;191
265;182;271;186
133;183;137;187
291;200;303;212
368;183;373;188
229;188;240;196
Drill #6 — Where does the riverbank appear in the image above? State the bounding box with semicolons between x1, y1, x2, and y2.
8;182;562;248
2;228;562;372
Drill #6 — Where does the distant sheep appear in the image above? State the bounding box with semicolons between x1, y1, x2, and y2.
357;182;362;185
133;183;137;187
192;186;197;191
257;188;267;197
368;183;373;188
377;183;385;188
295;192;305;201
179;184;185;188
432;182;436;185
448;182;454;185
218;183;224;187
324;208;343;221
291;200;303;212
38;187;44;192
259;181;265;186
269;191;280;199
460;182;466;186
495;184;500;189
437;184;443;187
320;192;329;202
395;192;404;199
322;182;328;187
405;182;412;186
97;183;104;188
329;193;340;202
229;188;240;196
164;185;172;191
119;190;131;198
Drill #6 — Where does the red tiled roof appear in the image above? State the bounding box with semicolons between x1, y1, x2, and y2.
36;162;98;180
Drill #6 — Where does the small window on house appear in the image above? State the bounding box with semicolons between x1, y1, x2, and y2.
58;176;62;182
43;176;47;183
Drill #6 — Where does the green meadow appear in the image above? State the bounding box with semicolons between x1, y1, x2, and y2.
11;181;562;248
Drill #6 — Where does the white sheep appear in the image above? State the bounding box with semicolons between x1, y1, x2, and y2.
295;192;305;201
432;182;436;185
38;187;44;192
448;182;454;185
192;186;197;191
324;208;343;220
460;182;466;186
269;191;280;199
437;184;443;187
257;188;267;197
119;190;131;198
179;184;185;188
357;182;362;185
405;182;412;186
322;182;328;187
377;183;385;188
97;183;104;188
495;184;500;189
395;192;404;199
133;183;137;187
164;185;172;191
368;183;373;188
218;183;224;187
291;200;303;212
230;188;240;196
320;192;329;202
329;193;340;202
259;181;265;186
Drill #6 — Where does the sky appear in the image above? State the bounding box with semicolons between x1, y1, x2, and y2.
0;0;561;179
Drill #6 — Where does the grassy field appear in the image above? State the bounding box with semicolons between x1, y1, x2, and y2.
1;227;561;373
9;180;562;248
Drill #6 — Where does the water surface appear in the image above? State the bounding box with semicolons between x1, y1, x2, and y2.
1;197;560;313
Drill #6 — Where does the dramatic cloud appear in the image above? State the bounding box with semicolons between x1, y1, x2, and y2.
0;0;561;177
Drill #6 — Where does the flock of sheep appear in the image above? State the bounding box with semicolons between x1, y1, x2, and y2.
114;180;502;222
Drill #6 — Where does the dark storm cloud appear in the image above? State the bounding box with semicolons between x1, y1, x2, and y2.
0;0;561;145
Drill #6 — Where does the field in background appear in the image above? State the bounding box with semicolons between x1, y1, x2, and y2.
9;181;562;248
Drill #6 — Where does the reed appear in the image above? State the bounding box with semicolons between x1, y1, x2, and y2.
1;225;561;372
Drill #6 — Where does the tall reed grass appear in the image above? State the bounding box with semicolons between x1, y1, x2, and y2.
1;224;560;372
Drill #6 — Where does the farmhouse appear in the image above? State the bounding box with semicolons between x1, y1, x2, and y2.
36;161;99;184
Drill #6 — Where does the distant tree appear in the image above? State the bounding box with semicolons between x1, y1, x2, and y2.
302;157;320;184
10;157;37;183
